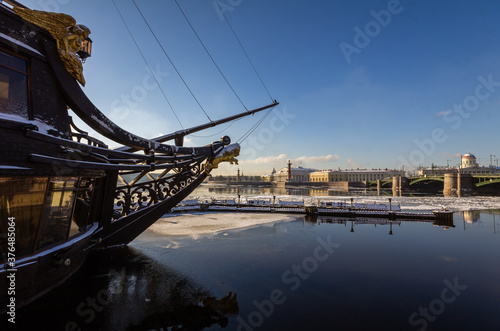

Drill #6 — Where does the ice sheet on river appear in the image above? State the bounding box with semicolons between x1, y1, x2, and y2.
149;212;297;239
336;195;500;211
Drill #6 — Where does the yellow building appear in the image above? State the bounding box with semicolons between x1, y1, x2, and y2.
309;169;405;182
417;167;457;176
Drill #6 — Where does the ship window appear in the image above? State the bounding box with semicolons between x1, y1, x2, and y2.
36;178;78;250
0;177;48;261
35;177;97;251
0;50;29;119
68;178;96;238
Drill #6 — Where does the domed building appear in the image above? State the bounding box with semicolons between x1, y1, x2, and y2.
461;153;477;168
459;152;500;174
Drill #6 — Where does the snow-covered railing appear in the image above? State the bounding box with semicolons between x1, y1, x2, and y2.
211;199;237;205
277;199;304;207
246;198;271;206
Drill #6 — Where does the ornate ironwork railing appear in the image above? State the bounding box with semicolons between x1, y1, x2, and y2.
113;162;203;220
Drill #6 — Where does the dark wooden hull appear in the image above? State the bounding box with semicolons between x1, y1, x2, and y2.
0;1;244;314
0;223;98;314
0;124;210;313
0;114;211;311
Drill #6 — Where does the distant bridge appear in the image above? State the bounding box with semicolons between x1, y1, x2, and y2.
368;174;500;189
408;176;444;186
474;175;500;187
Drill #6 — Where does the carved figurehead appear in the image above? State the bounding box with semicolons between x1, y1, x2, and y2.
14;7;90;86
203;143;240;173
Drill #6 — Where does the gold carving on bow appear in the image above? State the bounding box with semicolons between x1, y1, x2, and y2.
203;144;240;173
14;7;90;86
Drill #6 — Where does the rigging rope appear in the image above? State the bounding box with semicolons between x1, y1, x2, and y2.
217;2;275;103
112;0;184;129
193;102;277;140
190;119;240;138
237;106;274;144
174;0;247;111
132;0;212;122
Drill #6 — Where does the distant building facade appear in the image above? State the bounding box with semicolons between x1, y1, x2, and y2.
458;152;500;175
273;166;317;182
261;168;276;182
461;153;477;168
417;166;457;176
309;169;405;183
417;153;500;177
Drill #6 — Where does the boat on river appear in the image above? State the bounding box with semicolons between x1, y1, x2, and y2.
0;0;277;313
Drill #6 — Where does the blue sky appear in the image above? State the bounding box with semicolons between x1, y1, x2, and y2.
20;0;500;175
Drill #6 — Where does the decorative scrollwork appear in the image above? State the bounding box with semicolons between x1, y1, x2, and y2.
129;185;157;211
112;162;203;220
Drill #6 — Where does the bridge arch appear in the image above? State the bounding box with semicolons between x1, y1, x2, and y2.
408;177;444;186
475;177;500;188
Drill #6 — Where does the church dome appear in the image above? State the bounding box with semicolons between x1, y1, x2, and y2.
462;153;476;159
461;152;477;168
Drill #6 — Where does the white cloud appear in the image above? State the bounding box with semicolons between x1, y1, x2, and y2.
439;256;458;263
345;158;362;169
437;152;461;159
240;154;339;166
240;154;288;165
435;110;452;116
294;155;340;165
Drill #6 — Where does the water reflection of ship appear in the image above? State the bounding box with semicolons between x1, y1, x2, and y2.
11;247;238;330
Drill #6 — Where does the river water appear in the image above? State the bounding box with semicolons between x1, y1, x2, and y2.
8;185;500;330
